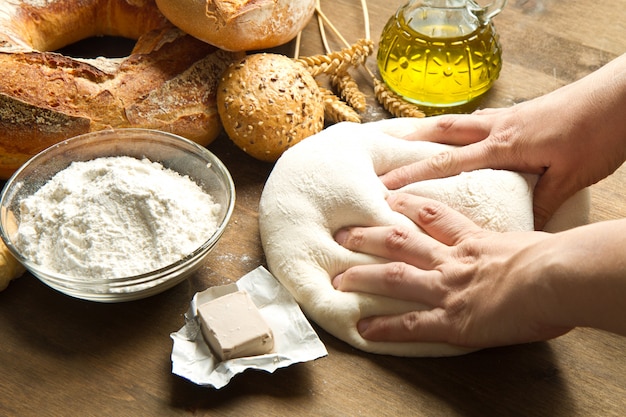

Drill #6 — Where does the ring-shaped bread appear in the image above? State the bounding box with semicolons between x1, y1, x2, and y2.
259;118;590;357
0;0;243;178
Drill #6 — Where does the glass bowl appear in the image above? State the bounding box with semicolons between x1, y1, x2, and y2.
0;129;235;302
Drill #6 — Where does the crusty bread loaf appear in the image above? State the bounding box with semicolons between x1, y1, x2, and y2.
217;53;324;162
0;0;170;53
0;0;244;179
155;0;316;52
0;238;25;291
0;209;25;291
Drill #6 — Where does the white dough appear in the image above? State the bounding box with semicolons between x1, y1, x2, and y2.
258;119;589;357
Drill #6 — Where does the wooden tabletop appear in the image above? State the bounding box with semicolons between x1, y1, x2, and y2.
1;0;625;415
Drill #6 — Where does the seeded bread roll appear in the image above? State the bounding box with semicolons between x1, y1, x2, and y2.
217;53;324;162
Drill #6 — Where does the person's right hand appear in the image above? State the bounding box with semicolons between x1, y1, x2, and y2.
333;194;573;348
380;54;626;230
334;194;626;346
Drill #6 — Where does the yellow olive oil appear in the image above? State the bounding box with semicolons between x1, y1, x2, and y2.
377;7;502;107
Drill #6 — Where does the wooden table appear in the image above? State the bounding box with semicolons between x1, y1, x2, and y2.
1;1;625;415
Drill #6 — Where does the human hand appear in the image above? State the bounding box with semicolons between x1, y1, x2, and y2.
333;193;572;348
380;54;626;230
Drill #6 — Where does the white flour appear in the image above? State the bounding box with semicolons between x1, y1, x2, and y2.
15;156;221;279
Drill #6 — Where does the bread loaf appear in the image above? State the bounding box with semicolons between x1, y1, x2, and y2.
155;0;316;51
0;0;244;179
0;239;25;291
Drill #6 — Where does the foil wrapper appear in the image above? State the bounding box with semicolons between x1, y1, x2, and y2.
170;266;328;389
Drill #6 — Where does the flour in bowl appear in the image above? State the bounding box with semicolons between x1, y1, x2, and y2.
15;156;221;279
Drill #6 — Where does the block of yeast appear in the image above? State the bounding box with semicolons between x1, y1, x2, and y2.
197;290;274;360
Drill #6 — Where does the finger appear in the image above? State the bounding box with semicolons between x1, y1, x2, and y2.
387;194;483;246
334;225;444;269
381;140;504;189
532;170;576;230
357;309;452;343
401;114;494;145
471;107;507;116
332;262;444;306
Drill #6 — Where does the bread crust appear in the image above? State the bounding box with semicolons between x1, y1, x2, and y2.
155;0;316;52
0;0;170;52
0;0;244;179
217;53;324;162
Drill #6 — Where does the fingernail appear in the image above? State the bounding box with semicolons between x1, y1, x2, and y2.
357;318;371;334
332;274;343;289
334;229;348;244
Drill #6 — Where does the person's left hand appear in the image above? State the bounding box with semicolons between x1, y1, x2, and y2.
333;193;572;348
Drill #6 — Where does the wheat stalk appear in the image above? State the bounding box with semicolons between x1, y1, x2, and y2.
331;71;366;112
296;39;374;78
295;1;427;124
320;86;361;123
374;79;425;118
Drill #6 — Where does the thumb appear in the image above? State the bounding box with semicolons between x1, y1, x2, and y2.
532;174;575;230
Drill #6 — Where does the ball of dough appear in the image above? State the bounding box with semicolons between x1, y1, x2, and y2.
155;0;316;51
217;53;324;162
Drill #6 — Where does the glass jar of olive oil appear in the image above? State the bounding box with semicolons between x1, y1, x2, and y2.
377;0;506;108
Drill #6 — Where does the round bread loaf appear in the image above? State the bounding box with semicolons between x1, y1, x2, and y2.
217;53;324;162
0;0;244;179
155;0;316;52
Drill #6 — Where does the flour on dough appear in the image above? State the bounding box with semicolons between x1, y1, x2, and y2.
258;119;589;357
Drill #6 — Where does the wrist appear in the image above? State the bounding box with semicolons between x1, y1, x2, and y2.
537;220;626;335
